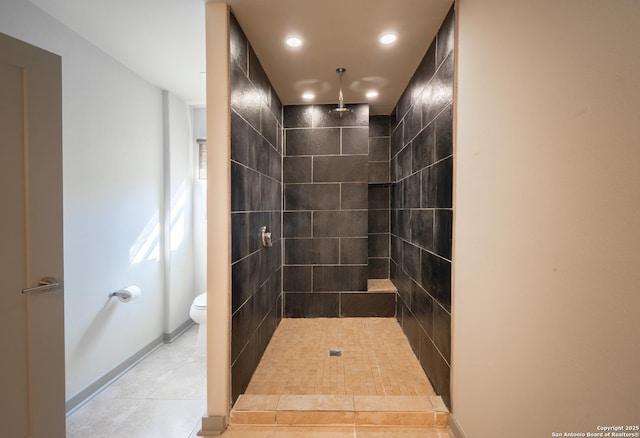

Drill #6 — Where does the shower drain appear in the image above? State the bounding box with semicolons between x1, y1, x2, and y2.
329;349;342;357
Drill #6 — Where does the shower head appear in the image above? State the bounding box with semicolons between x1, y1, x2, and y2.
330;67;353;117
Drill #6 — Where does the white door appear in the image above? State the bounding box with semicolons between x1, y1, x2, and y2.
0;33;65;437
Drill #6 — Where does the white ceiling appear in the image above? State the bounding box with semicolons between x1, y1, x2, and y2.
28;0;452;115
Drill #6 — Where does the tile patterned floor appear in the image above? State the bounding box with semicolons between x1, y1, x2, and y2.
224;318;450;438
245;318;435;396
67;325;206;438
67;318;447;438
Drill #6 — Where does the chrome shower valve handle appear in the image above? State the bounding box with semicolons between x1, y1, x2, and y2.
260;226;273;247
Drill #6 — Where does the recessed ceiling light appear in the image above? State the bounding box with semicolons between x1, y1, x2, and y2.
286;36;303;48
366;90;379;99
380;33;397;45
302;92;315;100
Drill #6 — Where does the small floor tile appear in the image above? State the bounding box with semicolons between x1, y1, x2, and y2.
245;318;435;397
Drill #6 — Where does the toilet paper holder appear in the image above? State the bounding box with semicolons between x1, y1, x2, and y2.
260;226;273;247
110;290;130;300
109;285;142;302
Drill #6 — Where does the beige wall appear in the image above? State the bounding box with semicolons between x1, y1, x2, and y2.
204;1;231;431
453;0;640;436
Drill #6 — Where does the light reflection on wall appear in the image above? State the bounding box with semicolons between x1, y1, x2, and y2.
169;181;187;251
129;211;160;264
129;180;188;264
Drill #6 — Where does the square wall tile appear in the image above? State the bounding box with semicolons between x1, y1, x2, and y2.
368;258;389;279
390;235;402;265
368;209;390;234
261;105;278;148
283;211;311;238
419;336;451;407
286;128;340;156
420;250;451;312
369;137;390;162
402;242;421;284
403;173;421;208
341;183;368;210
283;266;311;292
433;209;452;259
396;87;411;123
285;238;339;265
283;156;312;183
231;63;261;129
284;292;340;317
368;234;389;258
422;54;453;126
231;212;249;262
285;184;340;210
412;123;435;173
342;127;369;155
411;281;434;338
231;111;250;167
411;209;434;251
398;146;412;181
415;40;437;92
369;115;390;137
436;6;455;67
404;102;422;146
248;46;269;104
391;122;404;158
340;238;368;264
229;13;248;73
341;292;395;317
432;302;451;364
313;211;368;238
368;186;390;210
232;252;259;312
313;266;367;291
369;162;390;184
313;155;368;183
284;105;313;128
396;209;411;241
435;104;453;161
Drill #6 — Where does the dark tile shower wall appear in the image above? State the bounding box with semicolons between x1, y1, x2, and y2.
229;13;283;402
390;6;454;407
368;116;391;279
283;104;370;317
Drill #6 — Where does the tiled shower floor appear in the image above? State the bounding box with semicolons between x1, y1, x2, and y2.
227;318;449;437
245;318;435;397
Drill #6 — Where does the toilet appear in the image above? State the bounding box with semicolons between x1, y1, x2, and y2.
189;293;207;356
